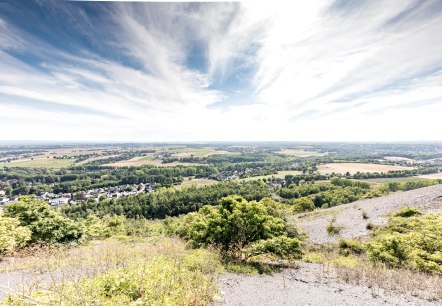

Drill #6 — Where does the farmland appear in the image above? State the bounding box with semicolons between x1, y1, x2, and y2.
104;155;200;167
317;162;415;175
240;170;303;181
3;156;76;168
278;149;325;157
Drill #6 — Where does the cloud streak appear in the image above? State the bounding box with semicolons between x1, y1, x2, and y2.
0;1;441;141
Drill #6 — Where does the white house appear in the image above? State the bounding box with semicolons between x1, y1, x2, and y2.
49;197;70;206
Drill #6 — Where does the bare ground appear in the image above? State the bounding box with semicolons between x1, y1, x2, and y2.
215;263;441;306
297;184;442;244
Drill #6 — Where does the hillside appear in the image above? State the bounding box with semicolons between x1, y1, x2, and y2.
298;184;442;243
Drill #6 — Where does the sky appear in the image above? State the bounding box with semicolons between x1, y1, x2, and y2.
0;0;441;142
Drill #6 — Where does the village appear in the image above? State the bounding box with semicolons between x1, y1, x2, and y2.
0;182;156;209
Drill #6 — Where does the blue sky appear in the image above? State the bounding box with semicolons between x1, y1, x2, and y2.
0;0;441;141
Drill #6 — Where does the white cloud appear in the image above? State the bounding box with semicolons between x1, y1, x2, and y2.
0;1;441;141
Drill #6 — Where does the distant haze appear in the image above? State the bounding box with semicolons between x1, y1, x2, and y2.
0;1;441;141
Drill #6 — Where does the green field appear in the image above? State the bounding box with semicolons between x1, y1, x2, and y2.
278;149;325;157
170;147;235;158
4;157;76;168
240;170;303;181
352;176;431;186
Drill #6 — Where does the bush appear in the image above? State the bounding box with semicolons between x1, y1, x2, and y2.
339;239;365;256
4;197;84;244
179;196;302;259
245;236;303;259
392;207;422;218
0;214;31;254
289;197;315;213
367;212;442;274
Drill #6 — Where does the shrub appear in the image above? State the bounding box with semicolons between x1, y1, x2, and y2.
4;197;84;244
339;239;365;256
179;196;302;259
0;214;31;254
392;207;422;218
245;236;303;259
289;197;315;213
367;212;442;274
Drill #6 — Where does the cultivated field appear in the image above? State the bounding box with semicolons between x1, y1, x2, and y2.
278;149;325;157
352;176;430;186
170;147;233;158
384;156;414;162
418;172;442;179
317;163;414;175
105;156;200;167
178;178;218;188
240;170;303;181
3;157;76;168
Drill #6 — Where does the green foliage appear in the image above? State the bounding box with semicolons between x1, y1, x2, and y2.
289;197;315;213
0;214;31;254
245;236;303;259
4;197;84;244
62;180;271;220
392;207;422;218
178;196;302;259
339;239;365;256
367;212;442;274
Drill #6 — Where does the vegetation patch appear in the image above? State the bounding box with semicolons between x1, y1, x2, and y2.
367;209;442;274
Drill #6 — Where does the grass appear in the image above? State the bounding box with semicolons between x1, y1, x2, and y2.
3;157;75;168
1;237;223;305
303;242;442;301
178;178;218;188
278;149;325;157
170;147;234;158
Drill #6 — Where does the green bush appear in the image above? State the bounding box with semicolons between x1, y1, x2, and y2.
0;214;31;254
339;239;365;256
289;197;315;213
4;197;84;244
392;207;422;218
245;236;303;259
179;196;302;259
367;212;442;274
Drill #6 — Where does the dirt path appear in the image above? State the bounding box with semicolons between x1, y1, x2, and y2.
298;184;442;244
215;263;440;306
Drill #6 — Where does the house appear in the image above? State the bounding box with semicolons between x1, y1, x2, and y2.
49;197;70;206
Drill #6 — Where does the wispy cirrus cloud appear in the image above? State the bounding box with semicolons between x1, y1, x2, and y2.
0;0;441;141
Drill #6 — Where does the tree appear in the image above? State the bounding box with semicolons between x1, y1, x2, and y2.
0;214;31;253
4;197;84;244
179;196;302;260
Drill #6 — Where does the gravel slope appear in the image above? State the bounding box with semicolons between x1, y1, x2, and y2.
298;184;442;244
214;263;440;306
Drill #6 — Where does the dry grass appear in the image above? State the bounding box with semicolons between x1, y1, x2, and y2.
302;242;442;301
317;163;414;175
0;237;223;304
178;179;218;188
334;262;442;301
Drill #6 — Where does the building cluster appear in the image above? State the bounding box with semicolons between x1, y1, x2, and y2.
0;183;156;208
